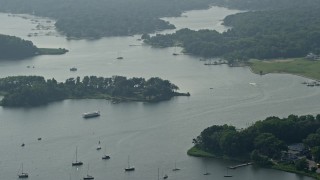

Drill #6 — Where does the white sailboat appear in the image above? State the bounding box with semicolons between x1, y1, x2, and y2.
17;163;29;178
203;163;210;175
172;161;180;171
224;167;232;177
124;156;135;171
72;147;83;166
83;164;94;180
101;145;110;160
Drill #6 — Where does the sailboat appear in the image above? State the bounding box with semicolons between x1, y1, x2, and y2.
124;156;135;171
158;168;168;179
203;163;210;175
83;164;94;180
72;147;83;166
172;161;180;171
96;140;101;150
17;163;29;178
163;173;168;179
101;145;110;160
224;167;232;177
172;46;179;56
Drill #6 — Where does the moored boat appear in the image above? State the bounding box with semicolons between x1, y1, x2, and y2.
83;164;94;179
82;111;100;118
18;163;29;178
70;67;77;71
72;147;83;166
102;145;111;160
124;156;135;171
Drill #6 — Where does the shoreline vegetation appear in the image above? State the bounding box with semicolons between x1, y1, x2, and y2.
0;34;67;60
144;1;320;64
37;48;68;55
248;58;320;81
188;146;320;179
189;114;320;179
0;0;215;38
0;76;189;107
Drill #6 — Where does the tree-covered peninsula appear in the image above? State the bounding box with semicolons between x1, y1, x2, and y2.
144;2;320;61
0;34;68;59
212;0;319;11
0;76;189;107
189;114;320;179
0;0;214;38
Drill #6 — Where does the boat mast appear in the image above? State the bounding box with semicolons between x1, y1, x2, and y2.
75;147;78;162
127;156;130;168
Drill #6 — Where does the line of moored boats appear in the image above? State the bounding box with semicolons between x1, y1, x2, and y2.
302;80;320;87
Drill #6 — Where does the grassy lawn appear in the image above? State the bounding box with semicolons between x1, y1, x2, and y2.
38;48;68;55
248;58;320;80
187;146;217;158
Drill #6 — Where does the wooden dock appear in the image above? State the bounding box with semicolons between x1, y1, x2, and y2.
228;162;253;169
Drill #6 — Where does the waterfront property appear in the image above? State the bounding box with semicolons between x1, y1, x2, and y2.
248;58;320;80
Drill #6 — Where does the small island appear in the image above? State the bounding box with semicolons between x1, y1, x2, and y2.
0;34;68;60
0;75;190;107
189;114;320;179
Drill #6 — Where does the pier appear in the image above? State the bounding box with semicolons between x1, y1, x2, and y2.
228;162;253;169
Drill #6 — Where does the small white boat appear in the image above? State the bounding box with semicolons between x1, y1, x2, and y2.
82;111;100;118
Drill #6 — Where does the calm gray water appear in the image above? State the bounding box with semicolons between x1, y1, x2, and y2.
0;6;318;180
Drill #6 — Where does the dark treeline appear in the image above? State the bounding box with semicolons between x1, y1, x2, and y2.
145;3;320;61
0;0;214;38
0;75;187;107
212;0;320;10
0;34;68;59
193;114;320;166
0;34;38;59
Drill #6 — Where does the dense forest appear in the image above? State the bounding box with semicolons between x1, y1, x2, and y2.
212;0;320;10
0;76;188;107
0;34;38;59
145;3;320;61
193;114;320;169
0;34;68;59
1;0;318;39
0;0;214;38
